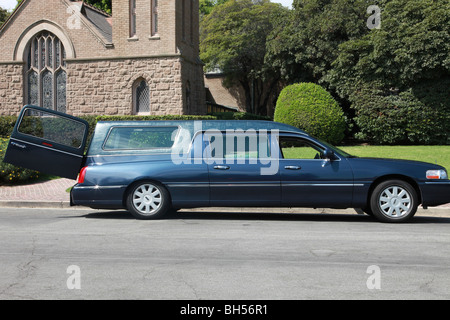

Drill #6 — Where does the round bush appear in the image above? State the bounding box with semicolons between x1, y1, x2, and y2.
274;83;346;144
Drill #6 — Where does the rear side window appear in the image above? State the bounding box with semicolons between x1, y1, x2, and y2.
18;108;87;149
103;126;178;150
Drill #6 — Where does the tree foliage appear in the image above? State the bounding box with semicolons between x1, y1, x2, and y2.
328;0;450;144
200;0;229;16
0;7;10;28
266;0;372;86
84;0;112;14
200;0;290;115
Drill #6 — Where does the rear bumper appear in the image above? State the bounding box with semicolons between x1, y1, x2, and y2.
70;184;126;209
420;181;450;207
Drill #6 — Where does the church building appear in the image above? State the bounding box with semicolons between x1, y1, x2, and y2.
0;0;206;116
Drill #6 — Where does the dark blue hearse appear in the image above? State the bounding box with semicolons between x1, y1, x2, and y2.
3;106;450;222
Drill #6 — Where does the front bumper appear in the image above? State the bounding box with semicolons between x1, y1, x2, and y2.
420;181;450;207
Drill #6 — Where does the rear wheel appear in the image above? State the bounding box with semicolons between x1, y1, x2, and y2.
126;181;170;220
370;180;418;223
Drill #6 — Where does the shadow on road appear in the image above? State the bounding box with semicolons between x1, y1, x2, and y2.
77;209;450;224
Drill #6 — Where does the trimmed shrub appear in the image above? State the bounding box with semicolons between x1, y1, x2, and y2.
274;83;346;144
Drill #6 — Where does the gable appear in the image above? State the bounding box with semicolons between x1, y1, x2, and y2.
0;0;112;62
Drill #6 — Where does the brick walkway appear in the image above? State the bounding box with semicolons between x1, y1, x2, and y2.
0;178;75;202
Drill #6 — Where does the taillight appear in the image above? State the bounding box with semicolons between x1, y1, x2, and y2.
77;166;87;184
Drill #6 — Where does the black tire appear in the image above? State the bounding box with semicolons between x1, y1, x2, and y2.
369;179;418;223
126;181;170;220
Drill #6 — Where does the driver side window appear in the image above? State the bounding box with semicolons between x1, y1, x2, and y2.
280;137;324;160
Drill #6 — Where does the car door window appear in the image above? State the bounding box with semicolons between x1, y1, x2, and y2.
279;137;324;160
18;108;86;149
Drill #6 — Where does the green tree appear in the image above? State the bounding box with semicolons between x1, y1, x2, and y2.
329;0;450;144
0;7;10;28
266;0;371;86
200;0;229;16
200;0;290;115
84;0;112;14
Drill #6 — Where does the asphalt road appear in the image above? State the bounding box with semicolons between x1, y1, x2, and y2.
0;207;449;300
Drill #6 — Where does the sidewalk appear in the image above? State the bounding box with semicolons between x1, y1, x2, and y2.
0;178;449;216
0;178;75;208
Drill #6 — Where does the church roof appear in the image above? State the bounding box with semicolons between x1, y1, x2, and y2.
81;2;112;43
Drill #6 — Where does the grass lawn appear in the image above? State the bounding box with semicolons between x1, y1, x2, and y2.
338;145;450;172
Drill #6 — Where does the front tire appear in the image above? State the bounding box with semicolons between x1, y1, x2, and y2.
370;180;418;223
126;181;170;220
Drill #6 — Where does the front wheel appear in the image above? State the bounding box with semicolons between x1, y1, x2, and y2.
370;180;418;223
126;181;170;220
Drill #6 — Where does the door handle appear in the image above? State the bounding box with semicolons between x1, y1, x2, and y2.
213;165;230;170
284;165;301;170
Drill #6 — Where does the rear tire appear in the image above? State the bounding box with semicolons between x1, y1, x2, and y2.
126;181;170;220
370;180;418;223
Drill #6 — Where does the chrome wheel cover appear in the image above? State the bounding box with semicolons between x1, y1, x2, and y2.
378;186;412;218
132;184;162;215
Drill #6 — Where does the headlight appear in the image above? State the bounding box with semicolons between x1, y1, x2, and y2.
426;169;448;180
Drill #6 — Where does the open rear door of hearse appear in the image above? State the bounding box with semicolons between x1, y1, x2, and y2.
3;105;89;180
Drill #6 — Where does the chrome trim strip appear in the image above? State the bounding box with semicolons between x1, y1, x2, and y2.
210;183;280;187
167;183;364;187
74;185;127;190
167;184;209;188
424;181;450;184
10;138;84;158
282;183;362;187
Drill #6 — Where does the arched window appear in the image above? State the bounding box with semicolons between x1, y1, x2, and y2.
25;31;67;112
133;79;150;114
185;81;191;113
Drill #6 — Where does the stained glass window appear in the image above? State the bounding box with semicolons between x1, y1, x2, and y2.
56;71;67;113
25;32;66;111
27;71;39;106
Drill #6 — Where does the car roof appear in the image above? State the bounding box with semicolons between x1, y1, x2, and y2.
87;120;308;156
95;120;307;134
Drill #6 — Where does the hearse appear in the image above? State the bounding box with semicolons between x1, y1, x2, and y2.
3;105;449;222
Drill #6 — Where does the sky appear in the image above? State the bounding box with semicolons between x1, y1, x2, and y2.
1;0;293;11
1;0;17;11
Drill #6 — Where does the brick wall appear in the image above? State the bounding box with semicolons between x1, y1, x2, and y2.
67;56;184;116
0;63;23;115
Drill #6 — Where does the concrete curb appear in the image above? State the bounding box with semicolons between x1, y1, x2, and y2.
0;200;71;209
